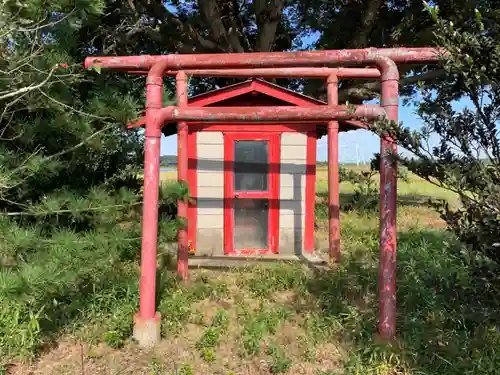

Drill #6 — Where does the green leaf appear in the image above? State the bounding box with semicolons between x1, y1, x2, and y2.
474;8;485;32
423;1;439;22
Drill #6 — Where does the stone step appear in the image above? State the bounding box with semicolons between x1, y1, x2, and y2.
187;252;327;269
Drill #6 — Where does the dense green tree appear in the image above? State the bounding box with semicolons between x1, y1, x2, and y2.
77;0;500;100
0;0;182;361
0;0;144;211
373;3;500;264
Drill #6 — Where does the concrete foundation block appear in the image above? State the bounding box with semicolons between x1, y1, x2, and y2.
133;312;161;348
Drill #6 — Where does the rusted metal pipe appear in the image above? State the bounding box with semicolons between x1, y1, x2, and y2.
154;105;385;125
375;57;399;341
176;71;189;282
138;131;161;320
84;48;441;71
127;67;381;79
133;62;165;347
138;129;161;322
327;75;341;263
128;118;370;131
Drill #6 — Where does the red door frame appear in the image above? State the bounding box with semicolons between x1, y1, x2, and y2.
223;132;280;255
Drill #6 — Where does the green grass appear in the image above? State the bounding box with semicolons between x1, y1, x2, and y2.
316;165;458;203
195;309;229;362
3;166;500;375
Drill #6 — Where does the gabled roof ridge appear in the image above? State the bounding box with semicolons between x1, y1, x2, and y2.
250;78;326;105
188;78;326;105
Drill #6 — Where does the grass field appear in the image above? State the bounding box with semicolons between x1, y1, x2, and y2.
8;166;500;375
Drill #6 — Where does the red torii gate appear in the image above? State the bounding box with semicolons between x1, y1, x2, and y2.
84;48;441;347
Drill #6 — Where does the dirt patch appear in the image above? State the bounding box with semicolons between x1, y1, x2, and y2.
399;207;447;230
9;341;155;375
8;291;347;375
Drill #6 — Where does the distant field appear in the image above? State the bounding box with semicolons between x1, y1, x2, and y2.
160;170;176;181
160;164;457;205
316;165;457;202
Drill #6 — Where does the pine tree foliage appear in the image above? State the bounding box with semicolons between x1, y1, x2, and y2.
0;1;184;362
372;4;500;264
1;1;142;209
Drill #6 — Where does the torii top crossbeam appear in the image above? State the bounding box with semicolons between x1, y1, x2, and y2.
83;47;442;349
84;47;441;70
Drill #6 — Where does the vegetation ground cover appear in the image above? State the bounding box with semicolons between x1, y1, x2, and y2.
4;166;499;375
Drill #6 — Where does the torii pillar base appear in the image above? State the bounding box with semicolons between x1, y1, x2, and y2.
133;312;161;348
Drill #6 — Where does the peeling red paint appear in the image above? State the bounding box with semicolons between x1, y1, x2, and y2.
126;67;382;79
138;62;165;321
305;131;317;253
155;105;385;124
176;72;189;282
84;48;442;71
377;57;399;341
139;134;161;320
327;75;341;263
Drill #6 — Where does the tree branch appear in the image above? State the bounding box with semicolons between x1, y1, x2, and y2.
338;69;446;102
3;202;140;217
135;0;225;52
254;0;286;52
0;9;76;39
389;0;432;44
349;0;383;48
233;0;252;51
40;124;114;164
37;89;109;119
198;0;244;52
0;64;60;102
3;124;114;192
